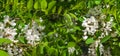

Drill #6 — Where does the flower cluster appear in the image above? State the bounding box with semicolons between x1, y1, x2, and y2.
23;20;45;45
0;15;17;42
82;16;98;40
82;5;114;56
0;43;23;56
0;15;45;55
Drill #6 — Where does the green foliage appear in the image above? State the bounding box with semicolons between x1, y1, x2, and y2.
68;42;76;47
100;36;111;43
27;0;33;10
85;38;95;44
34;1;39;10
0;50;9;56
0;0;119;56
0;38;12;45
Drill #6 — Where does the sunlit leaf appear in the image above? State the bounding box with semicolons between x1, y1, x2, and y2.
41;0;47;10
58;6;62;14
0;50;8;56
40;45;44;54
95;0;101;5
27;0;33;10
71;35;77;42
119;42;120;47
85;38;95;44
34;1;39;10
104;0;110;3
68;42;76;47
101;36;111;43
47;1;56;11
69;13;78;19
32;47;37;56
0;38;12;45
47;31;56;36
52;6;56;13
18;36;26;44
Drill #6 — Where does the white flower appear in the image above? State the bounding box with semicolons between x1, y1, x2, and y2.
106;4;110;8
25;29;40;45
38;26;45;31
3;15;16;26
68;47;75;54
82;16;98;35
100;14;106;19
0;22;4;30
95;39;100;48
40;17;43;22
6;44;23;56
4;15;10;23
101;17;113;35
4;27;17;41
83;35;88;40
9;20;16;26
99;43;104;55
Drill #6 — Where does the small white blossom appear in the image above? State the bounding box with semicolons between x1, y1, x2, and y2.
4;15;10;23
6;44;23;56
83;35;88;40
68;47;75;54
40;17;43;22
9;20;16;26
82;16;98;35
26;29;40;45
106;5;110;8
101;17;113;35
99;43;104;55
95;39;100;48
0;22;4;30
4;27;17;41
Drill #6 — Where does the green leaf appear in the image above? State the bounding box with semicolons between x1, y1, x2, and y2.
64;13;73;25
69;13;78;19
85;38;95;44
119;42;120;47
44;42;48;46
49;47;55;55
73;26;81;31
104;0;110;3
71;35;77;42
47;1;56;11
0;50;9;56
52;6;56;13
68;42;76;47
55;49;58;56
101;36;111;43
58;6;62;14
34;1;39;10
18;37;26;44
72;1;84;10
62;50;66;56
25;51;31;56
40;45;44;54
47;31;56;36
41;0;47;10
96;45;100;56
13;0;18;10
32;47;37;56
64;14;71;21
95;0;101;5
27;0;33;10
78;17;84;22
0;38;12;45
